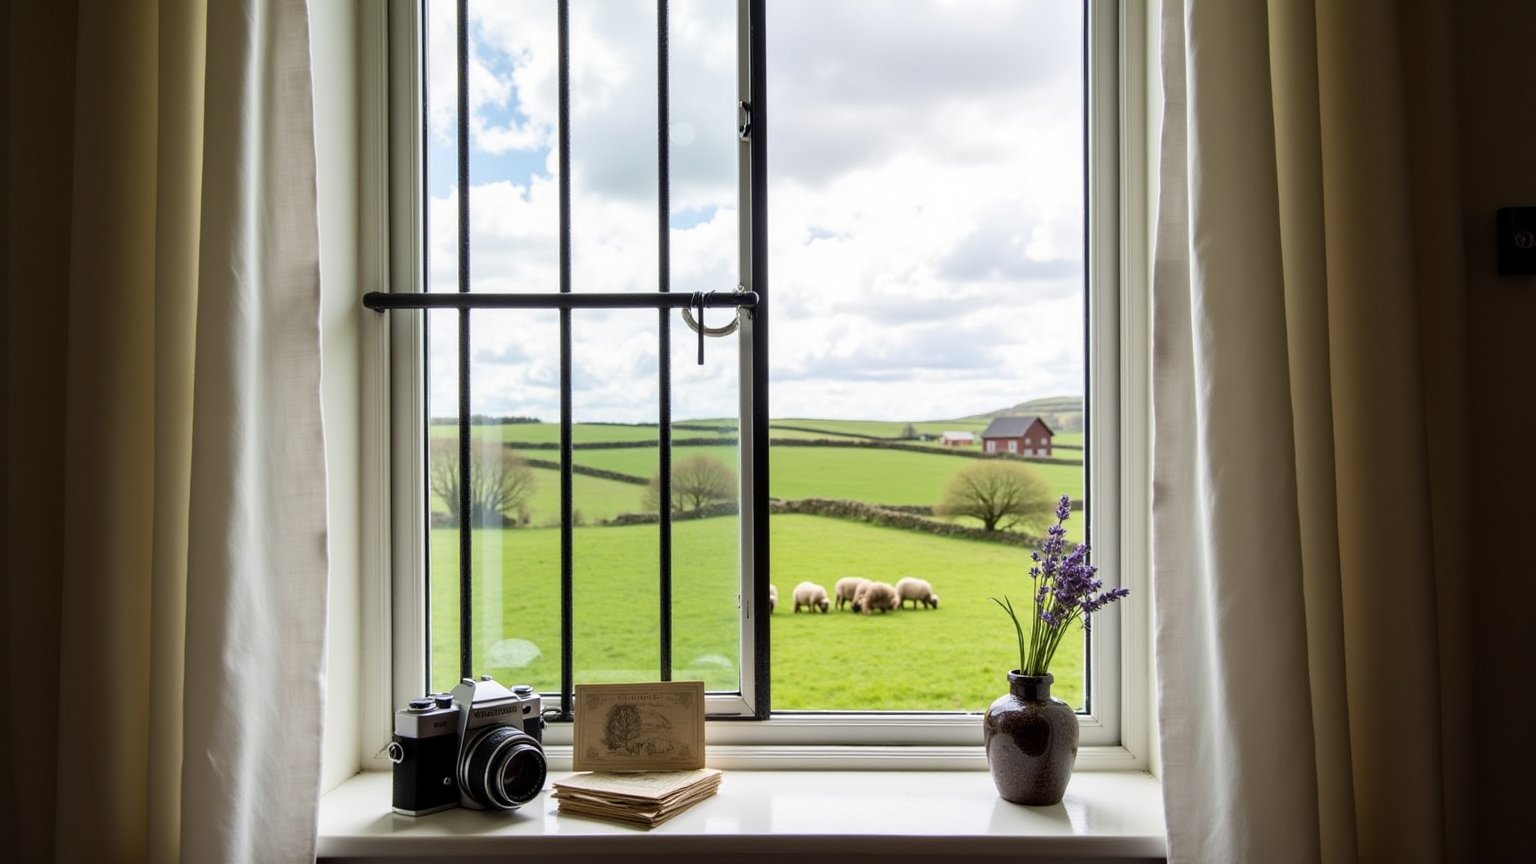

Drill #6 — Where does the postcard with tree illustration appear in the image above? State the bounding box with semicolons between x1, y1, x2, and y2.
572;681;706;771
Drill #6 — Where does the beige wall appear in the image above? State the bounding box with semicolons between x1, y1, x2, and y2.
312;0;365;794
1456;1;1536;858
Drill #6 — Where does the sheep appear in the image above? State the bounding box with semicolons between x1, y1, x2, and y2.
768;584;778;614
852;580;899;614
792;581;830;613
833;577;870;611
894;576;940;610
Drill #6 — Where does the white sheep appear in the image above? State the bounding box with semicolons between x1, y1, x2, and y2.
768;584;778;614
894;576;939;610
833;577;870;611
852;580;899;614
792;581;830;613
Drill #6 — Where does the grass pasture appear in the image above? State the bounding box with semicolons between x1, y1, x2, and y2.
430;514;1086;711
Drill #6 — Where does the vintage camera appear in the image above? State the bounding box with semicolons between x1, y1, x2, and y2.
387;675;547;816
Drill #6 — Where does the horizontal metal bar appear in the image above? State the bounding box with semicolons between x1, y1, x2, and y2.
364;290;758;312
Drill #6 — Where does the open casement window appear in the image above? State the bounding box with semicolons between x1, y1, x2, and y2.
380;0;767;721
375;0;1139;758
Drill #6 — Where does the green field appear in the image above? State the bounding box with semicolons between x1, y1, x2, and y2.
569;444;737;481
426;412;1094;713
430;514;1086;711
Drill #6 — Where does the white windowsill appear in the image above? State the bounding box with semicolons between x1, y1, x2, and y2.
317;768;1165;861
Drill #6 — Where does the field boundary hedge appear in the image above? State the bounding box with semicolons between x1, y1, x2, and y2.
449;493;1084;545
522;457;648;486
499;437;739;451
769;423;896;441
603;500;739;526
769;498;1048;547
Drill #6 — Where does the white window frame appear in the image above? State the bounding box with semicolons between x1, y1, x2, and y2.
357;0;1153;773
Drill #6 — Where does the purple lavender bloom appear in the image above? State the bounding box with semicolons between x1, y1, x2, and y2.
994;491;1131;677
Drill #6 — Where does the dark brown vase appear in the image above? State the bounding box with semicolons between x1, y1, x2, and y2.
983;671;1078;805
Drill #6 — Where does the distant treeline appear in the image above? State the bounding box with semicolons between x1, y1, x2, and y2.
430;414;541;426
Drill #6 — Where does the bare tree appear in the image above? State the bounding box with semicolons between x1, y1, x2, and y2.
938;460;1055;532
644;453;737;514
429;438;537;526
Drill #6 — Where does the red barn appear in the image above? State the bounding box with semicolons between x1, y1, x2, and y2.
980;416;1054;457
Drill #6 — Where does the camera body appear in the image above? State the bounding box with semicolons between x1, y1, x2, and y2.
388;675;546;816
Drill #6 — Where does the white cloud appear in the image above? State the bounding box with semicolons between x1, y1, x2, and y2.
426;0;1085;423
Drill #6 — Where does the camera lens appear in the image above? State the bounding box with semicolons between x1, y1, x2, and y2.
460;726;547;810
493;740;546;807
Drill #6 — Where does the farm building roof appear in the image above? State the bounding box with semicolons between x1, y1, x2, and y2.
980;415;1053;439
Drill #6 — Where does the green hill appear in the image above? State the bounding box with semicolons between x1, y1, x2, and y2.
967;395;1084;433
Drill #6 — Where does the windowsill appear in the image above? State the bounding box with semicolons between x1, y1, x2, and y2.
317;768;1165;861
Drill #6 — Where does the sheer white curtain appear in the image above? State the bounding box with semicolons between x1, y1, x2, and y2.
1153;0;1472;861
2;1;328;861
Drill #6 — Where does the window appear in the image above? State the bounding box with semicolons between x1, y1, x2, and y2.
371;0;1145;763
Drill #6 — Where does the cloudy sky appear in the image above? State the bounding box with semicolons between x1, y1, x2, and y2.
424;0;1084;423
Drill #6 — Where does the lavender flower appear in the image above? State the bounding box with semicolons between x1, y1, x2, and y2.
991;494;1130;677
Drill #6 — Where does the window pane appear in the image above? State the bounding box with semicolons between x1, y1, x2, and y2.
668;327;743;693
765;0;1088;710
421;0;747;698
426;310;565;695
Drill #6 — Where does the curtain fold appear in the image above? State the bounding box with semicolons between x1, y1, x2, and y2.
3;1;328;862
179;0;328;859
1154;0;1471;861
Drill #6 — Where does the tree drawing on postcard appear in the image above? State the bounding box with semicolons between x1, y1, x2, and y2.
573;681;706;771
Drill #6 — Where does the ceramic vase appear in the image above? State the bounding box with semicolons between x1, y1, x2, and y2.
983;671;1078;805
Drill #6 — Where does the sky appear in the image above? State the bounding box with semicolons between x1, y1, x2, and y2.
424;0;1084;423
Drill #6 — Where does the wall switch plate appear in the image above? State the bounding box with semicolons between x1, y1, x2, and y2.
1497;207;1536;276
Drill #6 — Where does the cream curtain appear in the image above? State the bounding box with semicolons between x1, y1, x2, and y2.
2;1;328;862
1153;0;1472;862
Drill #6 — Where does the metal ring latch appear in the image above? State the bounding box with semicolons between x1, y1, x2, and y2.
680;287;744;338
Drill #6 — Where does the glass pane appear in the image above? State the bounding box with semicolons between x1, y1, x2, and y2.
426;310;565;695
569;0;660;294
426;0;562;297
423;0;748;700
569;309;661;682
668;323;743;693
667;0;743;693
766;0;1089;710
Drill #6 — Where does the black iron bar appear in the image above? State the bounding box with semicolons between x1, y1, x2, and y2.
656;0;673;683
557;0;574;723
364;289;757;312
456;0;473;683
747;0;771;718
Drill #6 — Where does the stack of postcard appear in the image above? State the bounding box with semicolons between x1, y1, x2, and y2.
551;769;723;827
